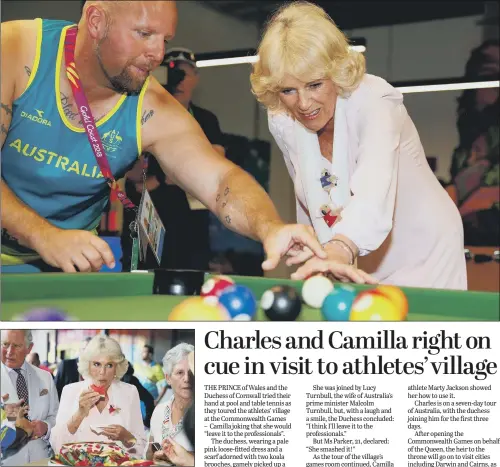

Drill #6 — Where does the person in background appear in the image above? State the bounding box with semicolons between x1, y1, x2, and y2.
121;362;155;429
50;335;146;457
250;1;466;289
447;39;499;246
26;353;52;374
134;345;166;405
146;343;194;466
121;47;226;272
54;337;92;399
0;330;59;466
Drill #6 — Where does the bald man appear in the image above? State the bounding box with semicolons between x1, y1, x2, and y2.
1;1;326;273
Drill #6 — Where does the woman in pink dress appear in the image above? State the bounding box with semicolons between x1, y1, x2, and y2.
50;335;146;458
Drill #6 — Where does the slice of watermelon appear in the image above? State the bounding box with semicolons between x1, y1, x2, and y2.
90;384;107;397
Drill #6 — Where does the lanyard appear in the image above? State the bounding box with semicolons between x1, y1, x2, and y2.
63;26;137;212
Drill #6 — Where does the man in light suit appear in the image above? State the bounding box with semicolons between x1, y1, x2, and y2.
1;329;59;466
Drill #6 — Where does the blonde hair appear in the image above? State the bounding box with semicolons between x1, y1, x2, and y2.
250;1;366;112
78;335;128;380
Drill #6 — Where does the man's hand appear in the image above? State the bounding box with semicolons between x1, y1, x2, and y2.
160;438;194;466
15;405;33;436
32;228;115;272
30;420;48;438
261;224;327;271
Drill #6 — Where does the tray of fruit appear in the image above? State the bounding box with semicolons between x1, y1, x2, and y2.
49;442;155;466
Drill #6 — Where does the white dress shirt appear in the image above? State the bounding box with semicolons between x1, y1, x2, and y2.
269;73;467;289
50;380;146;458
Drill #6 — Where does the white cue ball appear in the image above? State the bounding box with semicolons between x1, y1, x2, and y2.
301;275;334;308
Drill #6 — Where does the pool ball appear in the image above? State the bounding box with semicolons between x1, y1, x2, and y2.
375;285;408;318
200;275;235;298
261;285;302;321
168;297;230;321
152;269;205;296
166;278;190;296
301;275;334;308
349;290;402;321
217;285;257;319
15;308;70;321
321;285;356;321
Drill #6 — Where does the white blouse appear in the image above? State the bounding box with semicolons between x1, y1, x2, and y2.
149;395;193;453
49;380;146;458
269;74;467;289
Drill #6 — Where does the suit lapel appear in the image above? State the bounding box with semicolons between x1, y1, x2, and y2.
25;364;40;418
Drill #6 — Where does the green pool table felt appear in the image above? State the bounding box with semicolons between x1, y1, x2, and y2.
1;273;499;321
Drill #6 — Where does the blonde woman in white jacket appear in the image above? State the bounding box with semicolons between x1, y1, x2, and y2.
250;1;466;290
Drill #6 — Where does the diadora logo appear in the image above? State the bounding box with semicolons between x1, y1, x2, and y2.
102;130;123;155
21;108;52;127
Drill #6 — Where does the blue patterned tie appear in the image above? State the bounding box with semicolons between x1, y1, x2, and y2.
14;368;29;406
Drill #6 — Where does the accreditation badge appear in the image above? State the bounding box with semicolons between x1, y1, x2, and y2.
137;188;166;266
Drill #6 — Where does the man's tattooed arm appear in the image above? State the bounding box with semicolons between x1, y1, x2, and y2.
25;66;31;77
1;103;12;116
141;109;155;125
214;167;283;242
1;102;13;146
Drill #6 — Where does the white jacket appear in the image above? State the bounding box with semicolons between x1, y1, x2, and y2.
49;380;146;459
269;74;466;289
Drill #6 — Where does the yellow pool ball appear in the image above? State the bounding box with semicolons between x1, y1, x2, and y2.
168;297;231;321
376;285;409;318
349;291;404;321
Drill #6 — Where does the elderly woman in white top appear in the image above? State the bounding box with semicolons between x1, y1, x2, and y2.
50;335;146;457
146;343;194;466
250;1;467;289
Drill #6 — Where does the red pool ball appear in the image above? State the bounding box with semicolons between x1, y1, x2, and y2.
200;275;235;298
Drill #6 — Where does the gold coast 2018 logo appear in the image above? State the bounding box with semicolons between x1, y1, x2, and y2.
102;129;123;155
21;108;52;127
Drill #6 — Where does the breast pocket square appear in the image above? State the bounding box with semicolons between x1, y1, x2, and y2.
39;389;49;396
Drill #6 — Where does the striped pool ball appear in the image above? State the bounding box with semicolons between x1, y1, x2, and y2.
168;297;230;321
349;290;402;321
217;285;257;320
200;275;235;298
375;285;409;319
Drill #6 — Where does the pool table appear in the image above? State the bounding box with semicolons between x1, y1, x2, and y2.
2;272;499;321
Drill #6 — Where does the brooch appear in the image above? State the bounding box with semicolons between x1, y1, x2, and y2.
320;169;337;193
318;204;342;228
